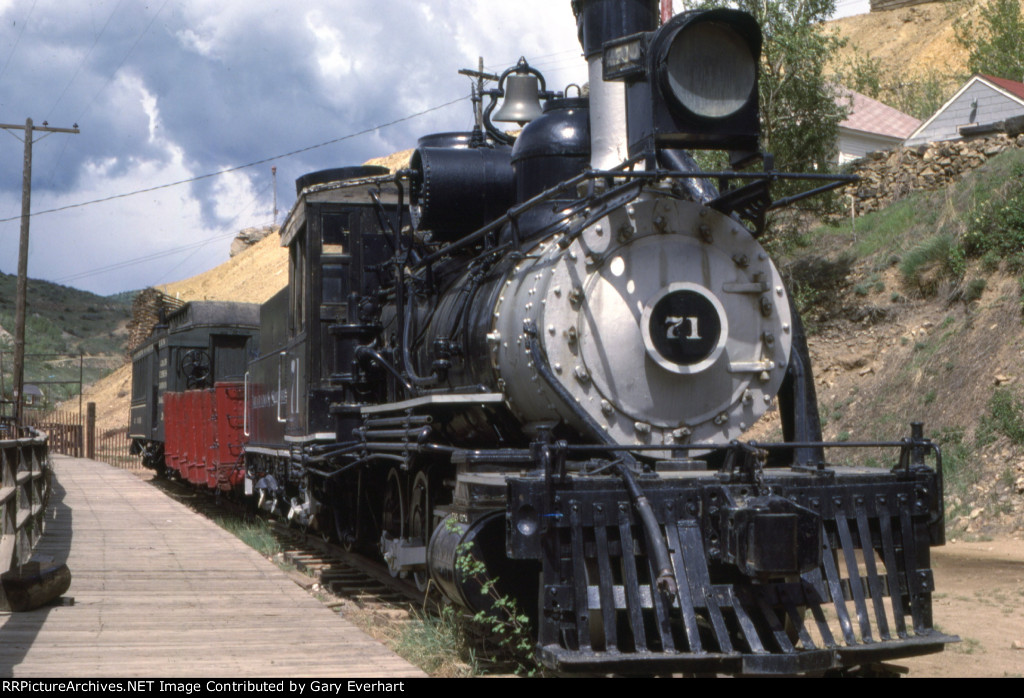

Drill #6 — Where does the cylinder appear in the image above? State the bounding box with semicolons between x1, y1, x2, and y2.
574;0;658;169
427;511;538;614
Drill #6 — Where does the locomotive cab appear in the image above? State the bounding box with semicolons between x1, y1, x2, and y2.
244;167;399;526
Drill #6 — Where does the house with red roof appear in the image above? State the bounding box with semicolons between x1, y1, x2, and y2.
836;87;922;164
905;74;1024;146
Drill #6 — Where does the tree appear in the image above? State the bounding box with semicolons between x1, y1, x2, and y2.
683;0;848;174
836;48;952;121
955;0;1024;82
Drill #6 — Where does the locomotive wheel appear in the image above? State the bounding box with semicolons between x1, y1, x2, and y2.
409;471;432;592
382;468;406;577
332;472;362;552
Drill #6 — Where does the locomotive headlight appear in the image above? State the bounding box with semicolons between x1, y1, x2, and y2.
659;20;756;120
611;9;763;157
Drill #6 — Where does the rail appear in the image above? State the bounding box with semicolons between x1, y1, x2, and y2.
0;426;51;580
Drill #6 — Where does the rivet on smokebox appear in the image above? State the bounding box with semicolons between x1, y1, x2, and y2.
574;365;590;384
672;427;691;443
569;287;584;308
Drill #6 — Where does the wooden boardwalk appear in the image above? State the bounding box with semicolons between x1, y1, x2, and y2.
0;455;426;678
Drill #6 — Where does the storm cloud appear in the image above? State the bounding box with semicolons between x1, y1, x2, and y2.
0;0;588;294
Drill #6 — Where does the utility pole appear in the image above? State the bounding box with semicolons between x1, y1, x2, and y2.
458;57;499;147
271;166;278;226
0;118;79;428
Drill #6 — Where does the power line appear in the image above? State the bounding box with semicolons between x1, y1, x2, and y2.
54;230;239;284
54;181;272;285
72;0;172;125
154;180;273;287
45;0;127;121
0;93;469;225
42;0;172;189
0;0;39;84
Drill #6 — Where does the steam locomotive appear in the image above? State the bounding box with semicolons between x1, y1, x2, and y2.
130;1;955;675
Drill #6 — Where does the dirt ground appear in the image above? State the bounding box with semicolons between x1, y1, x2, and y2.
901;537;1024;677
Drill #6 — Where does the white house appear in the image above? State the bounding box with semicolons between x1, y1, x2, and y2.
835;87;922;164
905;74;1024;146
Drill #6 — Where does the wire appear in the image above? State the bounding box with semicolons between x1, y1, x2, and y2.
73;0;171;125
0;92;470;225
0;0;39;84
154;180;273;286
53;230;238;283
45;0;126;121
53;180;271;284
42;0;172;189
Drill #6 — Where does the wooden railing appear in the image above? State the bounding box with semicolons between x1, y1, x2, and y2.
27;408;143;472
0;427;50;578
96;429;143;472
23;409;83;458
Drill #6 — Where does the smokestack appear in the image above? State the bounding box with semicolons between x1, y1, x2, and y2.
572;0;659;168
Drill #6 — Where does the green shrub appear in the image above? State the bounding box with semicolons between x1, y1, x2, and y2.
984;389;1024;445
900;234;964;295
963;278;987;303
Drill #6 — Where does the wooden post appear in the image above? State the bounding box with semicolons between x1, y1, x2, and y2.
12;118;33;429
86;402;96;460
0;120;79;430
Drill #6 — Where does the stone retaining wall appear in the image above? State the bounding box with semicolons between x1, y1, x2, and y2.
848;132;1024;215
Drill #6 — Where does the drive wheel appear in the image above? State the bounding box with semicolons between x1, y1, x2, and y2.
331;472;362;552
409;470;432;592
381;468;406;576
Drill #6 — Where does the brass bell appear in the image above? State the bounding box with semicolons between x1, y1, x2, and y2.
493;71;544;125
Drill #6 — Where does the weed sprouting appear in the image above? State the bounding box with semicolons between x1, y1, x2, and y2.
451;517;540;676
211;515;283;557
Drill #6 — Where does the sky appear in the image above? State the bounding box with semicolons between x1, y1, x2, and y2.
0;0;869;297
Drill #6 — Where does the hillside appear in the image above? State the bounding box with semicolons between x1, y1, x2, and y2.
0;273;132;406
823;1;1024;120
157;231;288;304
829;1;970;78
768;146;1024;539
